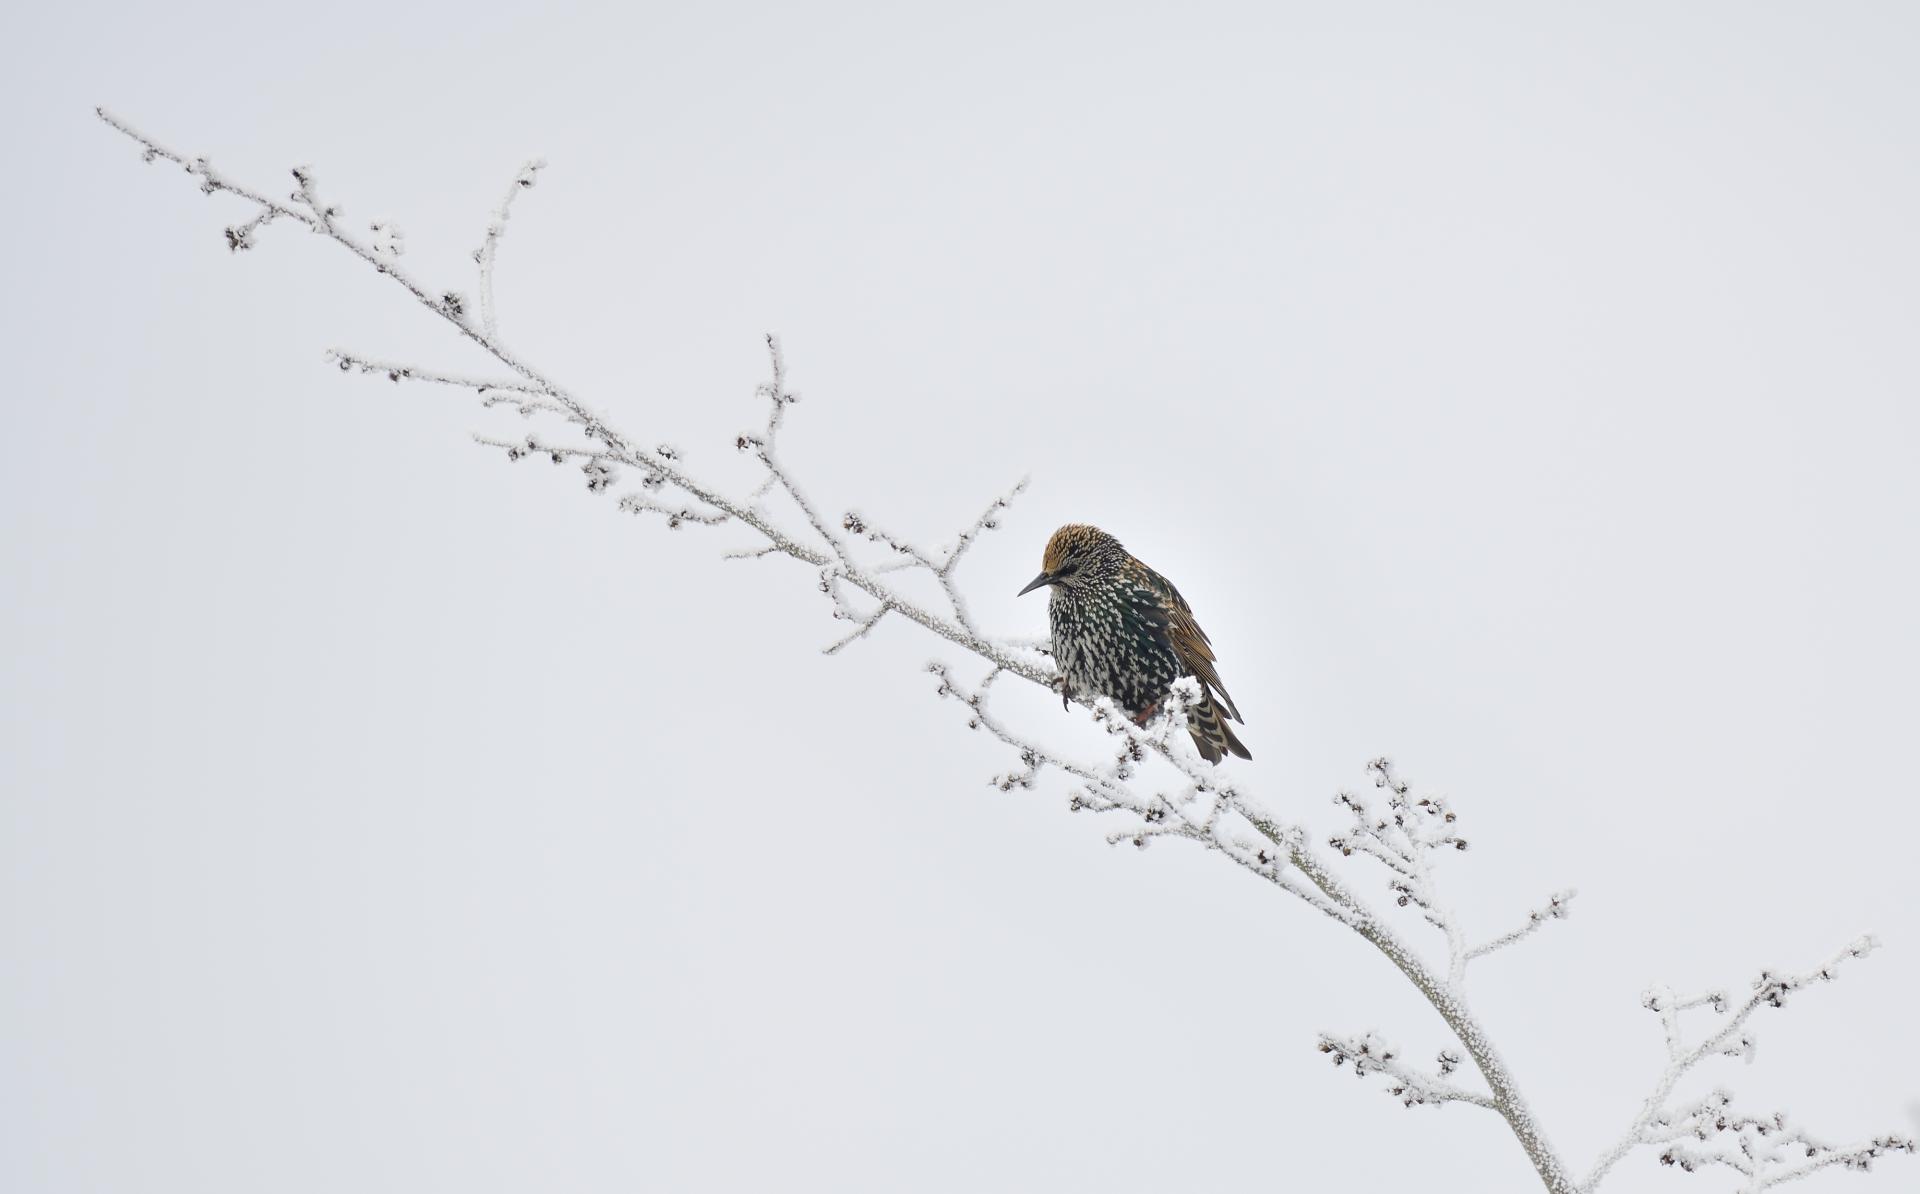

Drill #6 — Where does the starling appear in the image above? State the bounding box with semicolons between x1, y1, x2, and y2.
1018;524;1251;764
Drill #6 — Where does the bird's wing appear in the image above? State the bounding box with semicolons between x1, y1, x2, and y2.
1142;567;1243;723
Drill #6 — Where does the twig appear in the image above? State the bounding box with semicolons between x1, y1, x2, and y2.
1317;1031;1498;1110
475;159;546;341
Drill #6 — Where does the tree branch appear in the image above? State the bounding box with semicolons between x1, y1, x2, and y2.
1583;937;1910;1191
1317;1031;1498;1110
474;158;546;342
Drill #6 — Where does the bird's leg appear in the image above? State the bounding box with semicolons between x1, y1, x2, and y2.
1133;700;1159;726
1053;672;1071;711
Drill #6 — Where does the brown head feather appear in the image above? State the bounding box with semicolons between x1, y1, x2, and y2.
1041;524;1118;574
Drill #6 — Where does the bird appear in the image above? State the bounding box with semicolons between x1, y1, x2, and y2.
1018;524;1250;764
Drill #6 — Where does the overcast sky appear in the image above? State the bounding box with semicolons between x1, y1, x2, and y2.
5;2;1919;1191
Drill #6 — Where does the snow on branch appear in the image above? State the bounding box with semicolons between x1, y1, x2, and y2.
474;158;545;342
1583;937;1912;1191
1327;759;1576;987
1645;1090;1913;1190
98;108;1910;1194
1317;1031;1495;1110
1465;890;1575;971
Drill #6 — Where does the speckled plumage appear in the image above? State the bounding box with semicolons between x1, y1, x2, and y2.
1019;524;1250;764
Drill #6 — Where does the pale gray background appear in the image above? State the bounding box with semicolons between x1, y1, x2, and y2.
4;2;1918;1191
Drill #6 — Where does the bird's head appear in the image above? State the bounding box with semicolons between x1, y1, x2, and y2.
1018;524;1124;596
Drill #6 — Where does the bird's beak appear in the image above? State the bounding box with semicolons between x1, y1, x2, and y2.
1017;571;1056;597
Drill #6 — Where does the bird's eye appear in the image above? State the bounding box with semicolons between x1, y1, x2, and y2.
1057;562;1079;577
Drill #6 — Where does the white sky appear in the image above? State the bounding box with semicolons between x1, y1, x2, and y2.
4;2;1918;1191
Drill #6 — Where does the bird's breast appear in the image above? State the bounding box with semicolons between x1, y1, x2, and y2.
1048;585;1180;716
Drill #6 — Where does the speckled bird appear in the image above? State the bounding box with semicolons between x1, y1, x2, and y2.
1019;524;1250;764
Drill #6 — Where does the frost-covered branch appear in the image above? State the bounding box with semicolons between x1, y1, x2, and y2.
1465;890;1576;974
1325;760;1576;987
329;349;546;398
1317;1031;1496;1110
1583;937;1912;1191
474;158;545;342
1644;1090;1913;1191
100;108;1909;1194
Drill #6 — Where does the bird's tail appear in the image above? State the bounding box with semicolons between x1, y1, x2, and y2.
1188;692;1252;764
